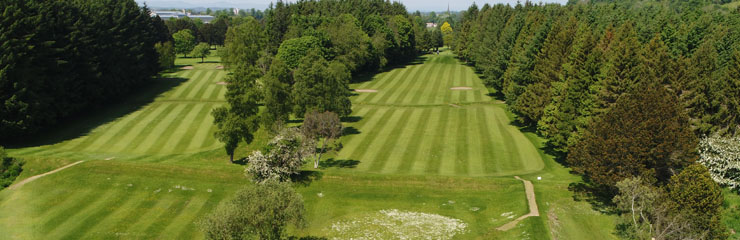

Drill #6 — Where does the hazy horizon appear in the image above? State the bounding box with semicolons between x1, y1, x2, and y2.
136;0;568;12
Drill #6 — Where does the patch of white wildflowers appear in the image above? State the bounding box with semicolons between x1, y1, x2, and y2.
328;209;467;239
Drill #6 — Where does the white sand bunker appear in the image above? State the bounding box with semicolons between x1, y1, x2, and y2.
450;87;473;90
181;66;194;70
328;209;468;239
354;89;378;93
216;65;224;69
216;81;228;85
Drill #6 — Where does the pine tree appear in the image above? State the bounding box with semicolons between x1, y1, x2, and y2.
568;80;698;193
668;164;727;239
595;21;642;115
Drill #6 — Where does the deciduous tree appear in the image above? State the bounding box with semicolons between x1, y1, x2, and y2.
173;29;196;57
190;42;211;63
301;111;343;169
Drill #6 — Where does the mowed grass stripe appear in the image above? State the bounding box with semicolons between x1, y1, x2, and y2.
130;104;188;153
367;108;414;172
476;106;501;174
77;189;153;239
439;108;459;175
424;107;451;175
379;108;422;173
185;71;216;99
173;70;209;99
61;105;155;152
160;192;219;239
397;59;436;105
442;62;455;104
376;62;425;104
493;106;543;172
199;71;226;100
407;61;442;105
352;108;401;171
332;107;374;153
341;108;392;167
166;103;210;153
144;104;197;154
198;121;220;150
489;107;521;173
215;85;228;101
56;189;134;240
409;108;441;174
142;192;197;237
104;191;162;236
120;193;179;236
186;106;219;152
454;108;470;175
425;62;451;105
80;106;156;152
40;188;111;235
108;103;174;153
364;64;418;104
467;108;485;176
170;70;205;98
394;108;432;173
353;68;403;103
173;191;226;240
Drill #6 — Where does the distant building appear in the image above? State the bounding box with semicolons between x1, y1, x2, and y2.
233;8;240;15
150;10;214;23
426;22;438;28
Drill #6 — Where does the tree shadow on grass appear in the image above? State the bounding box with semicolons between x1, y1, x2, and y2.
319;158;360;169
342;127;360;136
289;237;327;240
6;77;188;148
568;181;619;215
340;116;362;123
291;170;324;187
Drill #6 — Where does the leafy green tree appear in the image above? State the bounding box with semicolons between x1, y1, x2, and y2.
568;81;698;193
441;21;453;47
261;58;293;130
154;41;176;69
221;17;266;69
198;180;305;239
322;14;372;72
301;111;343;169
190;42;211;63
212;66;261;162
173;29;196;57
292;50;352;117
276;36;324;69
667;163;727;239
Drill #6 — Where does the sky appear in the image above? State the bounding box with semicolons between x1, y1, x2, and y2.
136;0;568;12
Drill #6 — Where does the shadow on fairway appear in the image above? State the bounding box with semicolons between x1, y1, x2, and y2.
342;127;360;136
349;56;426;84
320;158;360;169
292;170;324;186
7;77;188;148
341;116;362;123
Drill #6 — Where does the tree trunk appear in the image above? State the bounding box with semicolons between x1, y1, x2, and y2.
314;138;328;169
230;152;234;163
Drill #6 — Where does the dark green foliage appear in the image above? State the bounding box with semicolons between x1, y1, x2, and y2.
221;17;266;69
198;180;305;240
262;58;293;130
155;41;176;69
595;21;643;115
0;0;160;142
0;147;23;189
212;66;262;162
668;164;728;239
173;29;196;57
567;82;698;193
190;43;211;63
292;50;352;118
276;36;324;69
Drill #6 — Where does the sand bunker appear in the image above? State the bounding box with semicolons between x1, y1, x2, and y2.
216;65;224;69
354;89;378;93
450;87;473;90
216;81;228;85
180;66;194;70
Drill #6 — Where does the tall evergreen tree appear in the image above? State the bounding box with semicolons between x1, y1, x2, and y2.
595;21;643;115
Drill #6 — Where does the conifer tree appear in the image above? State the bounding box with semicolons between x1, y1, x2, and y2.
568;80;698;193
595;21;642;115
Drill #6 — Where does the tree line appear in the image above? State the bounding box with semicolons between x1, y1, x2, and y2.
452;0;740;238
211;0;439;162
0;0;167;142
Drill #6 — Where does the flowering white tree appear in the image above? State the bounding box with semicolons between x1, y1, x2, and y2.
698;135;740;190
246;128;313;183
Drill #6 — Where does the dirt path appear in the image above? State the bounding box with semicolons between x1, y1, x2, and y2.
496;176;540;231
7;161;85;190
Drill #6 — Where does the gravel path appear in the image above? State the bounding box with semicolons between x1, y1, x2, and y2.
496;176;540;231
7;161;85;190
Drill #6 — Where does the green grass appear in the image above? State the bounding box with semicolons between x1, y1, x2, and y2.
0;50;619;239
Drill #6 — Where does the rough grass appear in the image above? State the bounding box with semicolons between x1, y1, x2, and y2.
0;50;619;239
